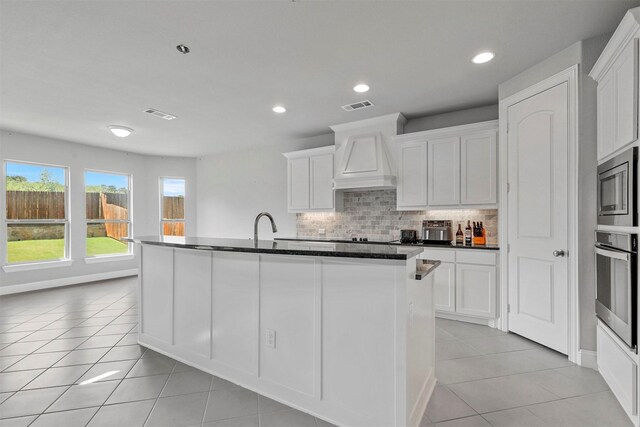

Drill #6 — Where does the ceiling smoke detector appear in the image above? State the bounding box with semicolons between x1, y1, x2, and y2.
144;108;177;120
341;100;374;112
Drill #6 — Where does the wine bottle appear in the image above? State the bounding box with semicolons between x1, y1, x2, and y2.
465;221;472;246
456;224;464;246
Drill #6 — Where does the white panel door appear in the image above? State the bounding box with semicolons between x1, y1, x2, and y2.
397;140;427;208
613;39;638;152
507;82;569;354
428;137;460;206
456;263;496;318
310;153;334;210
173;249;212;358
288;157;310;210
433;262;455;313
460;131;497;205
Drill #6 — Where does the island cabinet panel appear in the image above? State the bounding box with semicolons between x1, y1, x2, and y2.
211;252;258;375
259;255;316;397
321;258;397;427
140;245;174;344
173;249;212;359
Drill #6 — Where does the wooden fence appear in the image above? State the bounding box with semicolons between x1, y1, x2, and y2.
6;191;65;219
162;196;184;220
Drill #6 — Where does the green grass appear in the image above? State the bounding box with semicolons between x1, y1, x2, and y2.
7;237;128;263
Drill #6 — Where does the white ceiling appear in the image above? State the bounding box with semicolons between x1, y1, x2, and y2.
1;0;638;157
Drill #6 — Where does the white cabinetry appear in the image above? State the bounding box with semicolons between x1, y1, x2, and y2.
590;10;639;161
420;248;498;319
394;121;498;210
428;137;460;206
397;140;427;208
283;146;341;212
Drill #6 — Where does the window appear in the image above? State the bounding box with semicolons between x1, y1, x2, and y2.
85;170;131;256
160;178;185;236
5;161;68;264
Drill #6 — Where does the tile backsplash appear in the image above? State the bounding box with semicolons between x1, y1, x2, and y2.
296;190;498;244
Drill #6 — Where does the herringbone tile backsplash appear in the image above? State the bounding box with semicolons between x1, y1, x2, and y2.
296;190;498;244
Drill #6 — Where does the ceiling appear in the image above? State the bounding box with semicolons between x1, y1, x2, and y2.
1;0;638;157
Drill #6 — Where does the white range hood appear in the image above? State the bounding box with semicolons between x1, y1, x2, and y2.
330;113;406;191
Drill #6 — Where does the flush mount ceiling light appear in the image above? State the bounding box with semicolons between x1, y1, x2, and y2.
272;105;287;113
353;83;370;93
472;51;495;64
107;125;133;138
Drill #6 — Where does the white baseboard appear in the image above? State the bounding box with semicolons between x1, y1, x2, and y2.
577;349;598;370
436;312;491;327
0;269;138;295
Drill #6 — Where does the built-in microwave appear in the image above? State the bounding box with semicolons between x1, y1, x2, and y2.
597;147;637;227
595;231;638;351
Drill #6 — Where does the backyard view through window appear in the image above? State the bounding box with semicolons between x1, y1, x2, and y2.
161;178;185;236
5;161;68;263
85;171;130;256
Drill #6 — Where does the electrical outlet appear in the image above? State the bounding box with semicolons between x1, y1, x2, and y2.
266;329;276;349
318;228;326;235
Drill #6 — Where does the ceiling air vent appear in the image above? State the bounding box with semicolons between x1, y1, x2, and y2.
341;100;374;112
144;108;177;120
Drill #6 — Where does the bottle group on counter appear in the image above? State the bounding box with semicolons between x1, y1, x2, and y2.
456;220;486;246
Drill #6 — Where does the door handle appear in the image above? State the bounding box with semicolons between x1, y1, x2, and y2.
553;250;566;257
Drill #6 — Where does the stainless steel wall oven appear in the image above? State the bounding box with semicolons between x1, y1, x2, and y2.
595;231;638;351
597;147;637;226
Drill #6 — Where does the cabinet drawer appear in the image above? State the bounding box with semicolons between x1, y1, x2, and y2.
420;249;455;263
597;322;638;416
456;250;496;265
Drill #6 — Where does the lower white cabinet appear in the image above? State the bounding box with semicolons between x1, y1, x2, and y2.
597;321;639;424
433;262;456;313
421;248;498;319
455;263;496;318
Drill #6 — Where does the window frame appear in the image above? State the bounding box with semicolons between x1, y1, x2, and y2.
3;159;70;266
84;168;133;258
159;176;186;237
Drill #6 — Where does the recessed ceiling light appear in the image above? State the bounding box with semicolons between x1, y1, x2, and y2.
472;51;495;64
272;106;286;113
353;83;370;93
176;44;190;54
107;125;133;138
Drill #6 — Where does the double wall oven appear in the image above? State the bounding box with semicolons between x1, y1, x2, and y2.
595;231;638;351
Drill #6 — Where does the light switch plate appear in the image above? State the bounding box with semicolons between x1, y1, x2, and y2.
266;329;276;349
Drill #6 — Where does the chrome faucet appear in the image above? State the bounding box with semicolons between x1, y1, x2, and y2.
254;212;278;241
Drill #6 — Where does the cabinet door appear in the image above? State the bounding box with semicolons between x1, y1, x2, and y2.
597;72;616;160
455;263;496;318
428;137;460;206
310;153;334;210
288;157;310;210
397;140;427;208
460;131;497;205
613;39;638;152
433;262;455;313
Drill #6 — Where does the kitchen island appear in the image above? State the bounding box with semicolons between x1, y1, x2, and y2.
125;236;438;427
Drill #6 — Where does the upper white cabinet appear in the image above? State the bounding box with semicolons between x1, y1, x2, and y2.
428;137;460;206
283;146;341;213
590;9;640;161
460;131;498;205
394;121;498;210
396;140;427;208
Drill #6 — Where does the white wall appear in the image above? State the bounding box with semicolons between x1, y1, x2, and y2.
196;134;333;239
0;130;197;292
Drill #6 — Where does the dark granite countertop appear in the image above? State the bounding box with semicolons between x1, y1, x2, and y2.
123;236;423;260
275;237;500;251
415;260;441;280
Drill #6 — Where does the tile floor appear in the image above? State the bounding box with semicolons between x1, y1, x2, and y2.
0;276;633;427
